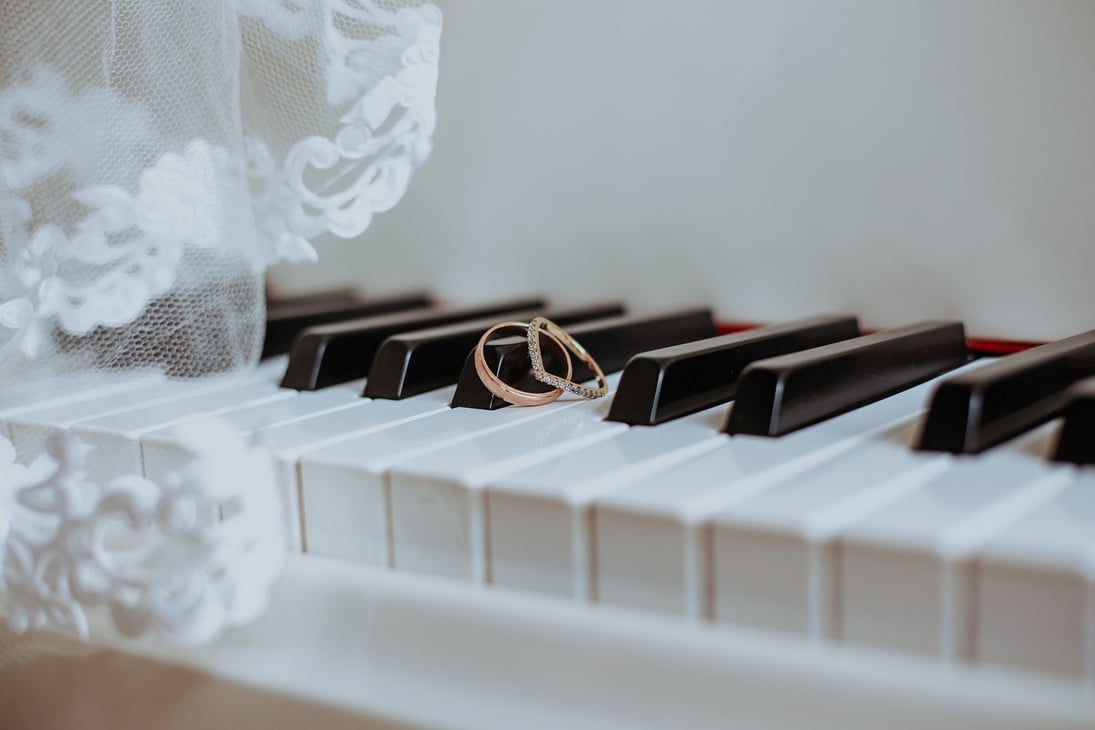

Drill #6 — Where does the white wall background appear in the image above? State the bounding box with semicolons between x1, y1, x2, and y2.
269;0;1095;341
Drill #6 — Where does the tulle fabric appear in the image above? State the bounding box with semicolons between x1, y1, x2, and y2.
0;0;441;649
0;0;440;381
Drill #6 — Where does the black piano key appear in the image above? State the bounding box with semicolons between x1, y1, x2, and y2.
281;297;546;391
607;315;860;426
1052;377;1095;464
724;321;967;437
451;308;718;410
263;290;433;358
913;329;1095;454
266;286;360;312
364;302;627;400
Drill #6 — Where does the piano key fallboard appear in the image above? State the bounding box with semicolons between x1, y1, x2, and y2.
4;291;1095;727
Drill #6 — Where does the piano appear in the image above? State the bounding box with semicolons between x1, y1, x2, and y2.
3;289;1095;728
5;3;1095;728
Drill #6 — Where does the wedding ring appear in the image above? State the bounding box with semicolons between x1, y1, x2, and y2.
474;321;574;406
527;317;608;399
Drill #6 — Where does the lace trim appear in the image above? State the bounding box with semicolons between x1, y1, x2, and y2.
248;6;442;263
0;140;242;359
0;422;284;645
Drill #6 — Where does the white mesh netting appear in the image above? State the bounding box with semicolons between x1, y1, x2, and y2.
1;0;440;380
0;0;441;647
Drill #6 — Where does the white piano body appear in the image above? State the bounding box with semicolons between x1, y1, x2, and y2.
5;2;1095;728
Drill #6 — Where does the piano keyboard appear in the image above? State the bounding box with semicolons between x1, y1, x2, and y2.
4;292;1095;727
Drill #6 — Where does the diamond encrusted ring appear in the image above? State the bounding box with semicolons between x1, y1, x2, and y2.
526;317;609;400
474;321;574;406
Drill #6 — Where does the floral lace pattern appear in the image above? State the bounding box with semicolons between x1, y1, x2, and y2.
0;422;284;645
0;195;52;359
0;140;242;357
0;66;156;193
247;3;442;262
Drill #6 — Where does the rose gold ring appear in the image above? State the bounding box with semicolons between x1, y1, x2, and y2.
474;321;574;406
527;317;609;399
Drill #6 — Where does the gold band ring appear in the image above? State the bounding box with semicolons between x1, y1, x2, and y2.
474;321;574;406
527;317;608;399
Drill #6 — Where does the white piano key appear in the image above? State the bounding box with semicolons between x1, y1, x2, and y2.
592;370;955;619
970;469;1095;680
298;381;618;569
251;387;456;552
388;391;630;583
140;380;363;483
709;418;947;638
6;375;258;465
71;380;293;481
254;354;291;381
484;407;727;599
2;374;166;448
833;423;1067;661
3;357;290;459
702;359;1002;637
0;370;165;428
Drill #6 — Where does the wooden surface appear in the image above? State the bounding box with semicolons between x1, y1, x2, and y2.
0;626;410;730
